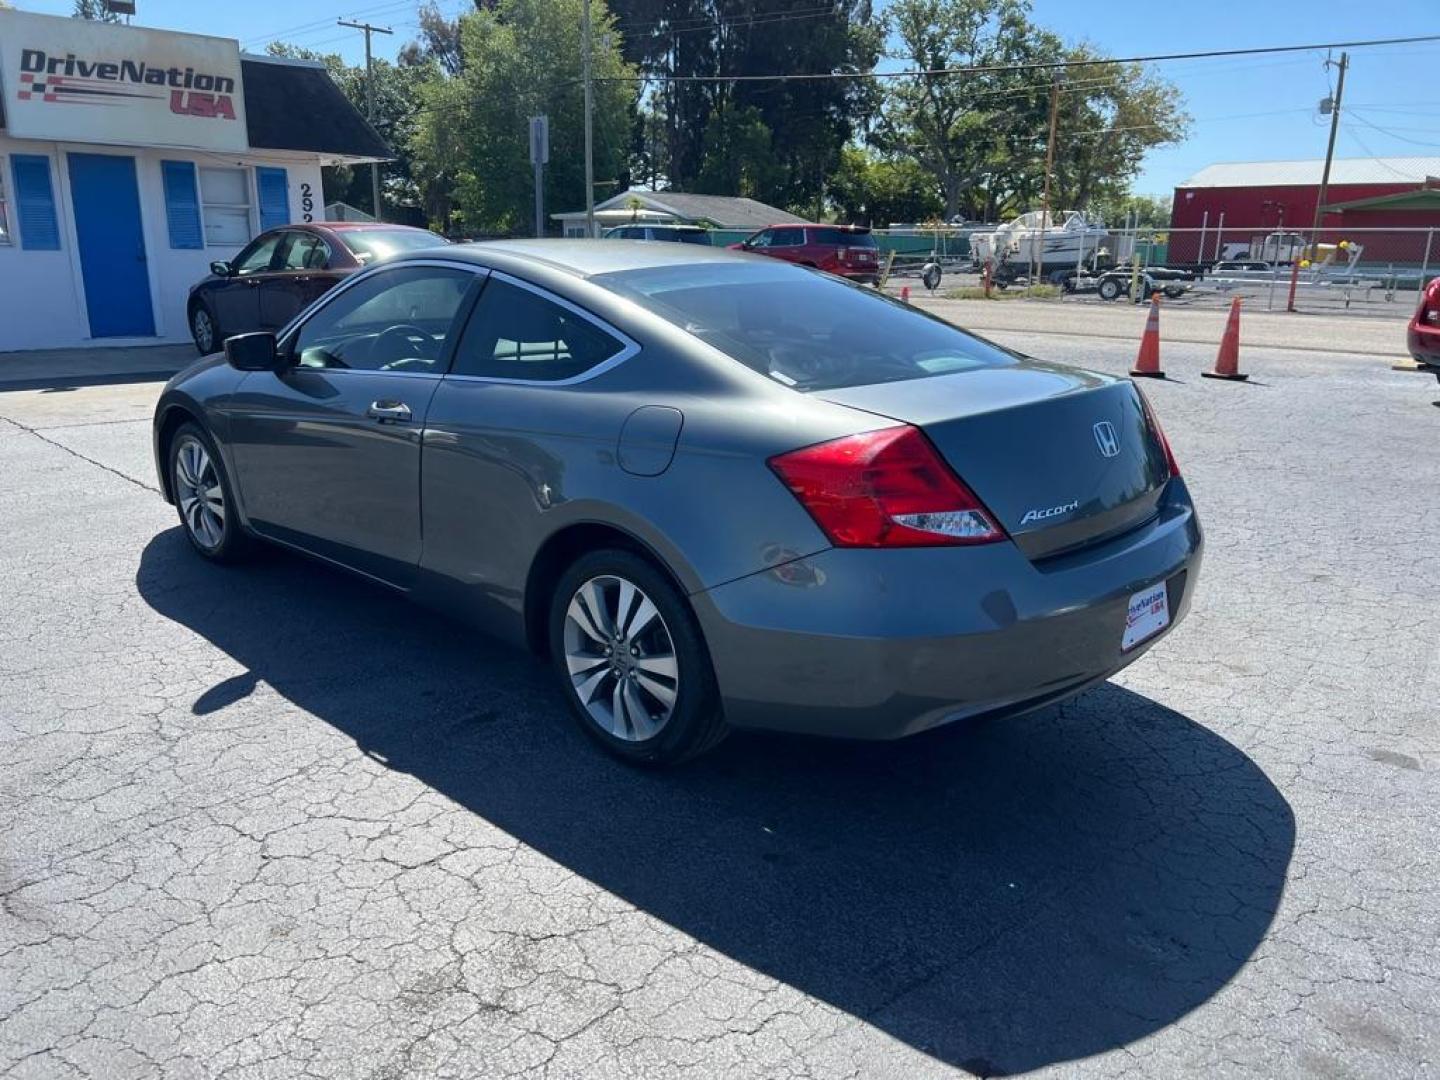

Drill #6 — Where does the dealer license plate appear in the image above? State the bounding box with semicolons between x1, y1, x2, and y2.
1122;583;1170;651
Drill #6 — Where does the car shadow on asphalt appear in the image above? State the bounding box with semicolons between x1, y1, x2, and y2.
136;530;1295;1077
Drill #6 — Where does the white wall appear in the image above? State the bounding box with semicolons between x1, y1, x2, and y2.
0;132;324;352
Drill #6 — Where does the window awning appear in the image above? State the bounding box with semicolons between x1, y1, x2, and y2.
240;55;392;164
1323;188;1440;214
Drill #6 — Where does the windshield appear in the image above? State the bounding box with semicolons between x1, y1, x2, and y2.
812;228;876;248
342;228;449;262
596;262;1016;392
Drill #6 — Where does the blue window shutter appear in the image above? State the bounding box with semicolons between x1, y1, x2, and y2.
11;155;60;251
161;161;204;250
256;167;289;231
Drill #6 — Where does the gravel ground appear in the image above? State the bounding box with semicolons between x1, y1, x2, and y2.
1;333;1437;1079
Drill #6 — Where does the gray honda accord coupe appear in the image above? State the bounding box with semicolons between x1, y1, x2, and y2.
152;240;1202;764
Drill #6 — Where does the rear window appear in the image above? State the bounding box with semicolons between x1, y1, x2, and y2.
595;262;1015;392
674;230;710;245
342;228;449;262
811;227;876;248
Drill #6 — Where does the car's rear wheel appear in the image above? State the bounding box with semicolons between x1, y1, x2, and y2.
549;549;726;765
190;304;218;354
169;422;250;562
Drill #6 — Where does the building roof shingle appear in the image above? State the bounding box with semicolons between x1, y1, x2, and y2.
591;190;808;229
241;54;392;162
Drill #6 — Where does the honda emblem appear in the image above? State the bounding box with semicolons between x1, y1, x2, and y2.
1093;421;1121;458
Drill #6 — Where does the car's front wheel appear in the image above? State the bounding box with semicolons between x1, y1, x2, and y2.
190;304;218;354
549;549;726;765
169;422;250;562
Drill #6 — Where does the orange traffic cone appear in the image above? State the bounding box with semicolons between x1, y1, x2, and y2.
1203;297;1248;381
900;285;911;303
1130;293;1165;379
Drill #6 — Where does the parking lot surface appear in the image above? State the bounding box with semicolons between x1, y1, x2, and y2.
2;330;1437;1078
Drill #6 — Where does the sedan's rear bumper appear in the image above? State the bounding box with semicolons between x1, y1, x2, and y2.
1408;321;1440;366
691;481;1202;739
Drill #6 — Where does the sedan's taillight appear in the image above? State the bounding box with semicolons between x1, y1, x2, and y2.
768;425;1007;547
1419;283;1440;324
1137;389;1180;479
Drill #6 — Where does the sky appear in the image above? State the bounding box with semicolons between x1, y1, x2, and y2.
10;0;1440;195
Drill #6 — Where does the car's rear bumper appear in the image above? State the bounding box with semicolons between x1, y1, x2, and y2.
838;269;880;285
691;481;1202;739
1408;321;1440;366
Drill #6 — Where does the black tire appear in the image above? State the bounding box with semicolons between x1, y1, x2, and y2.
189;303;219;355
1098;277;1123;302
549;548;726;766
168;421;252;563
922;263;942;291
1164;284;1185;299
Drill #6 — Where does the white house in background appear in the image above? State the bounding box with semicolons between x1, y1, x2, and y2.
0;10;390;352
553;189;807;237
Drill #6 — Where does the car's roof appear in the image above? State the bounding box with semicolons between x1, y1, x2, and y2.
403;238;762;278
319;222;436;232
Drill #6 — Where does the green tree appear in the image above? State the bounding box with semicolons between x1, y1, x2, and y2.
266;43;437;224
72;0;120;22
1091;192;1172;229
877;0;1059;220
877;0;1187;220
612;1;881;213
410;0;637;235
1048;47;1189;212
828;146;944;226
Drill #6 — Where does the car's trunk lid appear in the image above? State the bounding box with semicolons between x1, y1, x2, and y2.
816;362;1171;560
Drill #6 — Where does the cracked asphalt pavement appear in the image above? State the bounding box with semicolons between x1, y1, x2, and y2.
2;330;1437;1078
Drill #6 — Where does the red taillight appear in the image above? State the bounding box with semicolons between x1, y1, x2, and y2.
768;425;1007;547
1137;390;1180;478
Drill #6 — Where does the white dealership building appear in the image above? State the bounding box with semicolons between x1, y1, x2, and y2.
0;10;390;351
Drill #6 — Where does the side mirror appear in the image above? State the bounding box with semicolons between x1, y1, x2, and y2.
210;260;233;277
224;332;285;371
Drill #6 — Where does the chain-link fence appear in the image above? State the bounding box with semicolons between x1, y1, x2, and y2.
873;222;1439;318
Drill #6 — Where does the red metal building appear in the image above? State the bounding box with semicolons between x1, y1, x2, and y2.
1169;156;1440;263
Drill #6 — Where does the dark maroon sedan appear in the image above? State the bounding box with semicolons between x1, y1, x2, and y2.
186;223;448;352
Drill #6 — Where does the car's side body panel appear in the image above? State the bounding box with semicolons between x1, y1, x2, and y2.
226;369;444;587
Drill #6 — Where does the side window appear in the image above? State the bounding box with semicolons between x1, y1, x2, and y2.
452;278;626;383
281;232;329;271
293;266;473;373
234;233;282;276
770;227;803;248
747;229;772;249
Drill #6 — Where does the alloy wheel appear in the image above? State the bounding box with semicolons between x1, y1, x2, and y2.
563;574;679;741
192;308;214;352
174;437;226;550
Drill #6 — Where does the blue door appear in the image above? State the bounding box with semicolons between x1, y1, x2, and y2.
67;153;155;338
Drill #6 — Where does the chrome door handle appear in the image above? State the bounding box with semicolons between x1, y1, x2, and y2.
366;400;412;423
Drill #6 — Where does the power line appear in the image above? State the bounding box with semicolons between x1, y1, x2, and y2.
591;32;1440;83
1347;110;1440;149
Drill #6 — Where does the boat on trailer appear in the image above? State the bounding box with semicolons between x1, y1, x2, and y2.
970;210;1112;282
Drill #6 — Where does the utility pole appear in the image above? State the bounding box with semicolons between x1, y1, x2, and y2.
1309;51;1348;240
339;19;393;223
1035;75;1060;285
582;0;596;238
